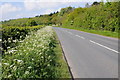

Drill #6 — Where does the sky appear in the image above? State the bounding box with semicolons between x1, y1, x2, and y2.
0;0;110;21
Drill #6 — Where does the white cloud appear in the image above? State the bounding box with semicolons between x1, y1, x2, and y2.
0;3;21;15
0;3;21;21
23;0;108;2
1;0;118;2
24;0;62;11
10;0;107;2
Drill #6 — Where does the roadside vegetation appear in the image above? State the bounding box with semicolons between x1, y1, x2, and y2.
2;26;70;78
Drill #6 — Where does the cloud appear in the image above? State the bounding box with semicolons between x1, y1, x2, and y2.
0;3;22;21
0;3;21;15
24;0;62;11
2;0;109;2
24;0;101;2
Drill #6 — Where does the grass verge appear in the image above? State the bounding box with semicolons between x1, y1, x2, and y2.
60;26;119;39
53;29;71;78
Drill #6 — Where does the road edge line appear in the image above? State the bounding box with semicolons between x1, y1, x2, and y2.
54;30;74;79
58;38;74;80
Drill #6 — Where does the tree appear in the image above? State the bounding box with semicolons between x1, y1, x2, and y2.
85;3;90;8
59;6;74;16
49;13;53;16
92;2;100;6
26;20;37;26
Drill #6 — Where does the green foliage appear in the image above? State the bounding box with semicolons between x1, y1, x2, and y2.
26;20;38;26
62;2;119;33
59;6;74;16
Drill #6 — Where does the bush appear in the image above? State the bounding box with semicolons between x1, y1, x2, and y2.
26;20;38;26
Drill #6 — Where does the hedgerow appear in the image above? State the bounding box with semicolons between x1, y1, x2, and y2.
1;25;43;54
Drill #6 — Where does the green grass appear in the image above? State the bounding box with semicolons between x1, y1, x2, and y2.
60;26;119;39
53;30;71;78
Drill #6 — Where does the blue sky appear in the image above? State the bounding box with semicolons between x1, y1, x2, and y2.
0;0;104;21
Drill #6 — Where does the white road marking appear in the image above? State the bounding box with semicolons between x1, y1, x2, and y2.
90;40;119;53
76;35;85;39
66;31;73;35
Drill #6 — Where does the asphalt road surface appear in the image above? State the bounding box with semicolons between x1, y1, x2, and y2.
53;27;119;78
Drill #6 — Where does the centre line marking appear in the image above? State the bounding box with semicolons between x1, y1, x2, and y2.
90;40;119;53
76;35;85;39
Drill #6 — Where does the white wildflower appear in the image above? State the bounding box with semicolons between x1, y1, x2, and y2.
13;66;17;71
13;40;17;43
8;40;11;43
3;63;9;66
25;71;29;74
19;41;23;42
10;64;14;68
8;38;11;40
41;56;44;59
47;64;50;66
0;47;3;50
0;63;1;66
50;59;52;62
28;66;32;69
48;56;51;58
8;49;17;53
4;40;7;43
7;47;10;49
17;60;23;63
0;39;2;42
32;59;34;61
8;74;12;78
39;53;42;55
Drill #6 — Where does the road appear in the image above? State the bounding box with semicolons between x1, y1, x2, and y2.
53;27;119;78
